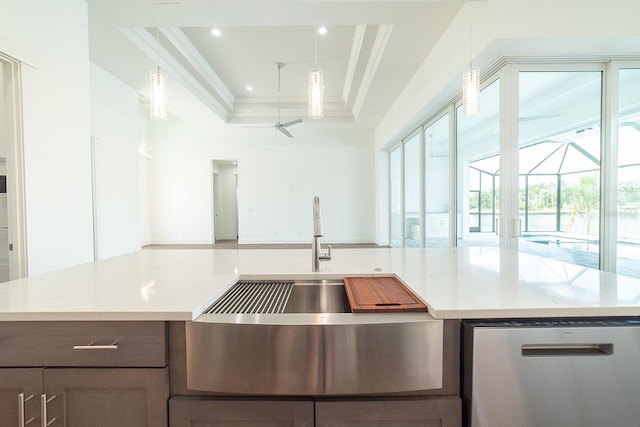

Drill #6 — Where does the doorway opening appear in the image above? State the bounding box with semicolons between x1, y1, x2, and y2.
0;54;28;281
212;160;239;243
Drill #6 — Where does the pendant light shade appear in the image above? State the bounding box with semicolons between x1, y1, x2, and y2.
150;69;168;121
308;68;324;119
150;16;168;121
462;66;480;115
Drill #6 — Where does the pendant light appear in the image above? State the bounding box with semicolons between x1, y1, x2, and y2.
308;4;324;119
308;66;324;119
462;1;479;115
150;15;168;121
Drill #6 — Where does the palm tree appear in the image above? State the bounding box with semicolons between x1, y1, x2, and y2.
562;174;599;234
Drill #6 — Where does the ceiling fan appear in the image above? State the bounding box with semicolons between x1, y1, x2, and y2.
274;62;302;138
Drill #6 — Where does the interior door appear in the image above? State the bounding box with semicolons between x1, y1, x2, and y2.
212;172;220;242
0;56;28;281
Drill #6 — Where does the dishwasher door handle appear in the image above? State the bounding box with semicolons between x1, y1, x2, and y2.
522;343;613;357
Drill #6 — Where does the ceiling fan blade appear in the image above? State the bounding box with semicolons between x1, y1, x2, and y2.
277;126;294;138
281;118;302;128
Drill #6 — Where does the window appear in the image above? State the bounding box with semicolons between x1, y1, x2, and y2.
518;71;602;269
425;114;450;247
404;133;421;247
387;58;640;279
617;68;640;277
389;146;402;247
456;79;500;247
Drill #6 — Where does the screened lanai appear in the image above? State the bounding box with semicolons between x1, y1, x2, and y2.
391;64;640;278
469;114;640;273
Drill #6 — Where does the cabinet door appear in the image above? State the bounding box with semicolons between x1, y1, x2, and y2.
0;369;42;427
43;368;168;427
315;397;461;427
169;397;314;427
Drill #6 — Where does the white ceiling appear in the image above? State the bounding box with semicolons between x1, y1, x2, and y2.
86;0;464;129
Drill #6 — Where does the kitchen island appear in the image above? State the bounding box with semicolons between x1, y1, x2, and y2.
0;247;638;426
1;246;638;320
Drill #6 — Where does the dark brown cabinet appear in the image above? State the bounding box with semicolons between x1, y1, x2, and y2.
44;368;168;427
170;397;314;426
0;369;42;426
315;397;461;427
0;367;168;427
169;397;460;427
0;321;169;426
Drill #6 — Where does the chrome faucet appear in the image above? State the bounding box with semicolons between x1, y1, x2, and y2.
312;196;331;271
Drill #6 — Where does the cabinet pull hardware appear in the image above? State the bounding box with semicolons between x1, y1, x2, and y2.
18;394;35;427
40;394;57;427
72;343;118;350
18;393;25;427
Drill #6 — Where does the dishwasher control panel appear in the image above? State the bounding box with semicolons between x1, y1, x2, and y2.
466;316;640;328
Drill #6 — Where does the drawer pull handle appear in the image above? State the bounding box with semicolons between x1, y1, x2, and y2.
40;394;57;427
18;393;25;427
18;393;35;427
522;343;613;357
72;343;118;350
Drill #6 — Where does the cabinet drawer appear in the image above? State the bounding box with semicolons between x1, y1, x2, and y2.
0;321;167;367
169;397;314;426
315;397;461;427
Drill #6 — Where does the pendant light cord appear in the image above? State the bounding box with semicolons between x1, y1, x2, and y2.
313;1;318;69
277;65;281;123
156;13;161;73
468;0;473;70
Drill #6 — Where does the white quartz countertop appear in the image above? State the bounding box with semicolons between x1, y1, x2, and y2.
0;247;639;321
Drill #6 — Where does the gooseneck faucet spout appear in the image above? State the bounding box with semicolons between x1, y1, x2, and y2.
312;196;331;271
313;196;323;237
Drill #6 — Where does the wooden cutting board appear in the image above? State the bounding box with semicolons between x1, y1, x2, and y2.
343;276;427;313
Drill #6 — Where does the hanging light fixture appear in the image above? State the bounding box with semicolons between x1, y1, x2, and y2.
308;4;324;119
462;1;479;115
463;67;480;115
150;15;168;121
308;66;324;119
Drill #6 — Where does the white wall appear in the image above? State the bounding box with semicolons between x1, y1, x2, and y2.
146;104;375;244
0;0;94;274
89;62;142;259
139;108;152;246
236;128;375;244
85;57;376;247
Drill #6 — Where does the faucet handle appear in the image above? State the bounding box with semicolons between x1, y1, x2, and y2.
320;245;332;261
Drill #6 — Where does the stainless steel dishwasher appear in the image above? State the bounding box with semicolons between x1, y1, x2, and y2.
462;318;640;427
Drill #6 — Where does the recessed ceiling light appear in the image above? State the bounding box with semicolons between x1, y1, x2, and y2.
246;85;253;91
318;26;328;35
211;28;221;37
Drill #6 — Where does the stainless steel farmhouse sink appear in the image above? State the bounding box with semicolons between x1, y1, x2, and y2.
186;279;443;396
284;280;352;313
